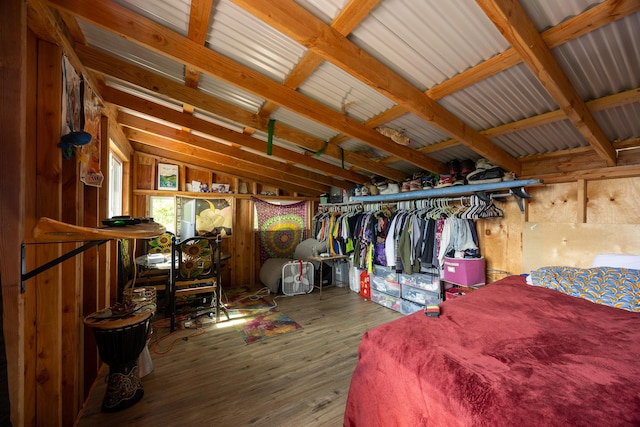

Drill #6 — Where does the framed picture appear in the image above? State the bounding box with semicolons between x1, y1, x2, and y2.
158;163;179;190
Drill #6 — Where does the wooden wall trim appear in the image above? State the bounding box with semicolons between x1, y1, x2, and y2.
576;179;587;223
0;1;27;424
35;39;63;424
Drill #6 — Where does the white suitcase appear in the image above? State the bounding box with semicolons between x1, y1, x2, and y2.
282;260;315;296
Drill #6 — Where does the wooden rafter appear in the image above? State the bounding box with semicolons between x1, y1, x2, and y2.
103;88;366;186
131;141;325;195
49;0;446;174
327;0;640;159
116;110;357;191
415;86;640;158
258;0;380;119
476;0;617;166
78;45;408;182
232;0;522;175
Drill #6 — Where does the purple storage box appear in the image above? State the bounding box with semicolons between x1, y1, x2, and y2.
443;257;485;287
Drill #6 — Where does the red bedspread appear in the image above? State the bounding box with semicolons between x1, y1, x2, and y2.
344;275;640;427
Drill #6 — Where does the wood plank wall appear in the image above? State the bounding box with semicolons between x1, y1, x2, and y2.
1;2;27;425
478;177;640;281
129;152;317;289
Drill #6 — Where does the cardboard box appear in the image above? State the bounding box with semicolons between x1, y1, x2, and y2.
443;257;485;287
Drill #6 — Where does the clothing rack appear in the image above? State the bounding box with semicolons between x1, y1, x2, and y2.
319;194;505;219
349;179;542;213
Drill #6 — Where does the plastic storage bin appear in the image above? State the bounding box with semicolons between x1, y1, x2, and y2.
370;275;401;297
371;289;402;313
371;264;401;296
332;260;349;287
401;285;441;305
401;299;423;315
398;272;440;293
443;257;485;287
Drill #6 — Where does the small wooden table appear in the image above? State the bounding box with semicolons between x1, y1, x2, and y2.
307;254;350;298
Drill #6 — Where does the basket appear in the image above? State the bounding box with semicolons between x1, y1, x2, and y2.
123;287;157;310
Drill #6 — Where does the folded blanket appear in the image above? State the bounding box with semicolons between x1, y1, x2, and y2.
529;266;640;312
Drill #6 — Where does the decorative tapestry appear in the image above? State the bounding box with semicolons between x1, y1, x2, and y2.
253;198;309;264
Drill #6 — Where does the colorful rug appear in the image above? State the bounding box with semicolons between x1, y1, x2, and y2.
225;288;302;344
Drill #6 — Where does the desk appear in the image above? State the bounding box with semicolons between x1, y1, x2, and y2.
307;255;349;298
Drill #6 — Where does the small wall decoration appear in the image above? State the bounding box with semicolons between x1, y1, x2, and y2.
79;78;104;187
158;163;179;190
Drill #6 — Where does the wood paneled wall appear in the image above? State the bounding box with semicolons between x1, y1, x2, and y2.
130;153;316;289
478;177;640;281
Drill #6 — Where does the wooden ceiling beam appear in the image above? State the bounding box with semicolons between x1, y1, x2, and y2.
329;0;640;154
185;0;214;89
476;0;617;167
421;86;640;155
128;130;331;194
231;0;521;175
131;141;324;195
77;45;407;182
102;87;366;186
48;0;445;174
258;0;380;118
431;0;639;101
118;112;343;192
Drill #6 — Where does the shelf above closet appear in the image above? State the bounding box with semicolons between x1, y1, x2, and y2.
350;179;543;204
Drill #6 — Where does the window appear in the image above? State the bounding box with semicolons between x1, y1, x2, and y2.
150;196;176;234
108;152;123;218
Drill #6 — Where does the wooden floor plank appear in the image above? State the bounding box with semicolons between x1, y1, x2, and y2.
76;285;403;426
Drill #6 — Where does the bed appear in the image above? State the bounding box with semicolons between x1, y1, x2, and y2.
344;272;640;427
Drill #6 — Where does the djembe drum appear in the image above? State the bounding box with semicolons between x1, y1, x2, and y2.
84;309;153;412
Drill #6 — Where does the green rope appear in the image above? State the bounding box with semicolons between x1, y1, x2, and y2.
267;119;275;155
314;141;328;157
340;147;345;169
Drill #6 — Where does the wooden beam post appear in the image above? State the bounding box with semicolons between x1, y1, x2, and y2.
0;0;27;425
35;40;63;425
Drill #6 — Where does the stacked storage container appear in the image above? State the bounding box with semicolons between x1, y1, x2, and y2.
369;264;442;315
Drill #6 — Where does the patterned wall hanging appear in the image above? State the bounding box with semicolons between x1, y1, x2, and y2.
253;198;309;264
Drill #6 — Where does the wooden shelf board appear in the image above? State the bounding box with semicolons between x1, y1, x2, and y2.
176;285;217;296
350;179;543;203
32;217;165;242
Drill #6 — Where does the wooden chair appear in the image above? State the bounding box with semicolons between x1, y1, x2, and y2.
168;236;220;331
117;235;174;316
132;232;175;292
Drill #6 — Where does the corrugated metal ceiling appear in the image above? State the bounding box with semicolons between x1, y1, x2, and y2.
349;0;511;91
297;61;397;122
47;0;640;194
206;0;307;82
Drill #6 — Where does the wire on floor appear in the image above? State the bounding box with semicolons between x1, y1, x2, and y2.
220;286;278;311
151;326;205;355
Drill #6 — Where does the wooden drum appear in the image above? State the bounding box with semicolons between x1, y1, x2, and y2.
84;309;153;412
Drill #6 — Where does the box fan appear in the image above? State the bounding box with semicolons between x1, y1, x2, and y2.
282;260;314;296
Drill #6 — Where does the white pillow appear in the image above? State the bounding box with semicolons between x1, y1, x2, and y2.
591;254;640;270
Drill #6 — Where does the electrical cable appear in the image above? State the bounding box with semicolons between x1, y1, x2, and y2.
151;326;205;355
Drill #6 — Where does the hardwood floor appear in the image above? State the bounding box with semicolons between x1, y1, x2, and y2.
76;285;403;426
